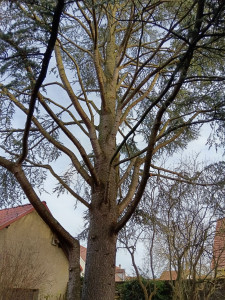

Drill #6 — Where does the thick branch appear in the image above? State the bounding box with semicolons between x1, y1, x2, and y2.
38;94;99;186
27;161;91;208
115;26;201;231
1;87;92;185
118;159;142;215
18;0;65;164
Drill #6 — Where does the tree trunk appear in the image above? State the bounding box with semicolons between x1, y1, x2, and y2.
67;241;81;300
82;190;118;300
80;102;119;299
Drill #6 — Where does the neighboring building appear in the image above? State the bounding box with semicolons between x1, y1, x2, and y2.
0;202;127;300
115;264;126;282
80;245;87;277
0;202;69;300
212;218;225;276
159;270;177;281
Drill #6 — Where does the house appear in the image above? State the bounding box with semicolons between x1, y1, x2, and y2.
115;265;126;282
0;202;69;300
212;218;225;276
80;245;87;277
159;270;177;281
0;202;127;299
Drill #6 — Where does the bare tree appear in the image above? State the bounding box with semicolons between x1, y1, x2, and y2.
127;159;225;300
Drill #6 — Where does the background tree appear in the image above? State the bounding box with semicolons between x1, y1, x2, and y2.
0;1;224;300
122;159;225;300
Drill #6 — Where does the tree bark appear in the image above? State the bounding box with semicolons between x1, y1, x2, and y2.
81;153;118;300
67;240;81;300
82;201;118;300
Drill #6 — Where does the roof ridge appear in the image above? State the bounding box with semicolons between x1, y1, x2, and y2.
0;201;47;230
0;202;32;211
0;201;46;211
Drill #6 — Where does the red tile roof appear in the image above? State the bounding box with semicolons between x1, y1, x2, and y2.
0;202;47;230
115;265;126;282
115;265;125;273
212;218;225;269
80;245;87;261
160;271;177;281
115;273;122;282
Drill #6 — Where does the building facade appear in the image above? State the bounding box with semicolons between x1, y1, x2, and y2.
0;203;69;300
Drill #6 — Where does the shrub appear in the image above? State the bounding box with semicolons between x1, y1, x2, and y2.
117;278;172;300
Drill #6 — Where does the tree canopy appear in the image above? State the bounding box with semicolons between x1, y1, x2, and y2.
0;1;224;299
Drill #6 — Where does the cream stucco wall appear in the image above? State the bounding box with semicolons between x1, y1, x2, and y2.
0;211;69;300
80;258;85;277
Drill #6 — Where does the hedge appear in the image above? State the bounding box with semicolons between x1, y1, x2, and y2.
116;278;172;300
